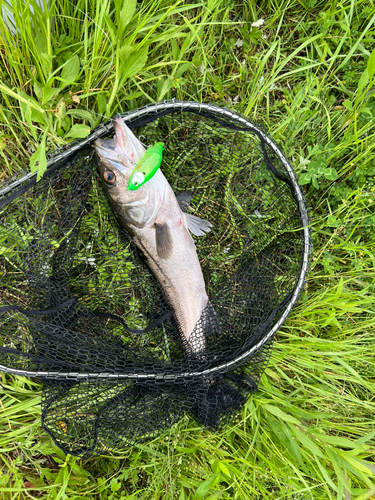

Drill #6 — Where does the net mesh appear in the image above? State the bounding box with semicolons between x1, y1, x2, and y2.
0;103;311;457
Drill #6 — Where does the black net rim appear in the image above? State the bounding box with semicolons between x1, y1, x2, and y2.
0;99;311;381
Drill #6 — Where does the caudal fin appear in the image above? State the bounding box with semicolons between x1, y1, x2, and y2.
187;300;220;355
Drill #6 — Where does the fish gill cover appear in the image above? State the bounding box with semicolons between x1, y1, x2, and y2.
0;101;311;457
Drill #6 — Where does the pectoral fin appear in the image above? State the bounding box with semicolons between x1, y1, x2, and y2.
184;213;213;236
155;222;173;259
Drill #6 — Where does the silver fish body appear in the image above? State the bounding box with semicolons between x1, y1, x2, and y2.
94;117;213;354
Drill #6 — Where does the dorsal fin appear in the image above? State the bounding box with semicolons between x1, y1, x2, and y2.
176;191;194;211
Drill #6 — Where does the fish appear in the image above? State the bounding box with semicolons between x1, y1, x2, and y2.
94;116;216;355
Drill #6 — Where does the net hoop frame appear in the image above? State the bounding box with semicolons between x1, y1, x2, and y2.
0;99;311;381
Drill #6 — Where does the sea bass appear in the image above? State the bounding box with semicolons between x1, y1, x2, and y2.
94;116;214;354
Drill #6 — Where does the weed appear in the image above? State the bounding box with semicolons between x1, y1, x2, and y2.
0;0;374;499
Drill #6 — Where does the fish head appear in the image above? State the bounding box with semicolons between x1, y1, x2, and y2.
94;116;159;228
94;136;130;194
94;116;148;197
94;115;146;180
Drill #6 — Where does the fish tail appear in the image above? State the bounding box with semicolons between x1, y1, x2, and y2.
188;300;220;355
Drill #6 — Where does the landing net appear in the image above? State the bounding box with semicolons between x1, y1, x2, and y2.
0;101;311;457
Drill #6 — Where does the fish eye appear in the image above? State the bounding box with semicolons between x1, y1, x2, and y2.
135;182;139;186
103;171;116;185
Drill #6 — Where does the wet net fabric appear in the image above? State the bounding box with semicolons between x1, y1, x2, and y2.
0;103;311;457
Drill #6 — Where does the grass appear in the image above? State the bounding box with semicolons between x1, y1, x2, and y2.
0;0;374;498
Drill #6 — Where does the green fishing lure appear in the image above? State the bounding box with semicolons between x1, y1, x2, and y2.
128;142;164;191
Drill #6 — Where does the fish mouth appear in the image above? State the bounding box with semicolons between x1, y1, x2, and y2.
94;142;130;174
95;137;117;151
94;116;124;154
94;115;145;171
94;139;123;167
112;115;128;151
